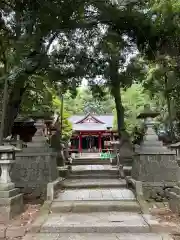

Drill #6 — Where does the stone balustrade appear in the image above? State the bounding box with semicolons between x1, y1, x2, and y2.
166;184;180;214
169;142;180;166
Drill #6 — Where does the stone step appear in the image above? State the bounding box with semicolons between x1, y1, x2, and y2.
61;179;126;189
40;212;150;233
74;155;104;159
69;174;119;179
51;200;141;213
70;169;118;175
72;160;110;165
54;188;136;202
72;159;107;161
71;165;114;170
23;233;173;240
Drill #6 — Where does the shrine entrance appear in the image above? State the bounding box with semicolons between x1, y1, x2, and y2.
69;113;118;153
82;136;99;152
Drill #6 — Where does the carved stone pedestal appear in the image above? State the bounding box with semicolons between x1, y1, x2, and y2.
127;105;180;201
13;119;58;198
119;131;134;167
0;146;23;221
110;132;133;175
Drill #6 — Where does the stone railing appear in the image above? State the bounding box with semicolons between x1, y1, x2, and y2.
165;184;180;214
169;142;180;167
3;136;24;149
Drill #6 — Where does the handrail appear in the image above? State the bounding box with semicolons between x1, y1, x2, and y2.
117;152;120;167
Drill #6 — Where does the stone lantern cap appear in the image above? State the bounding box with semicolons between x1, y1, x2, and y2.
0;145;21;152
137;104;159;119
170;142;180;149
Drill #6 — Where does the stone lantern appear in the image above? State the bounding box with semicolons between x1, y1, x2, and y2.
135;104;160;154
25;119;49;152
0;145;23;220
0;146;16;186
128;104;180;201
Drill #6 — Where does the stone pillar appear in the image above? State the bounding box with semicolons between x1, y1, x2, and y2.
118;131;134;167
16;135;23;149
0;145;23;221
170;142;180;166
129;105;180;201
109;141;121;167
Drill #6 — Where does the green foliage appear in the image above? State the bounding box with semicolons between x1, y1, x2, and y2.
20;75;53;116
63;87;115;114
51;93;72;141
113;84;152;134
20;75;73;141
0;0;180;139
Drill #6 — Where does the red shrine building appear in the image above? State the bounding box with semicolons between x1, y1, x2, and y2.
69;113;118;153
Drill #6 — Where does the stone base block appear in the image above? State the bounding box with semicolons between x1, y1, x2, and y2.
167;186;180;214
110;157;117;166
123;166;132;176
0;183;15;191
11;153;58;197
0;188;19;198
142;182;176;201
120;157;133;166
16;182;47;199
58;167;70;178
127;177;177;201
47;178;63;201
168;192;180;214
0;193;23;221
177;158;180;167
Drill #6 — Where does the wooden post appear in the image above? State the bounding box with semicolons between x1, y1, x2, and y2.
98;133;102;152
111;132;114;141
79;133;82;153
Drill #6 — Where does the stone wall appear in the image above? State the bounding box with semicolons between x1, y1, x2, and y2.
10;152;58;198
132;154;180;182
129;153;180;200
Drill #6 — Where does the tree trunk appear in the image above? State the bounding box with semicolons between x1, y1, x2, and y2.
1;33;56;138
164;73;174;142
3;78;27;138
111;85;125;139
111;84;133;165
109;55;125;138
0;55;8;144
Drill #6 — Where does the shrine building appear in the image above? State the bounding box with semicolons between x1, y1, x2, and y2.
69;113;118;153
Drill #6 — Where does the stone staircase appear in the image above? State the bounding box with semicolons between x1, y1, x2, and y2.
68;165;119;179
72;152;110;165
23;163;174;240
72;157;110;165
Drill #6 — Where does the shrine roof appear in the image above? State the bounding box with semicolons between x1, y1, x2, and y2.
73;123;108;131
68;113;114;131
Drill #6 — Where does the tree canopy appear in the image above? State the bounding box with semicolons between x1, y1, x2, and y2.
0;0;180;140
